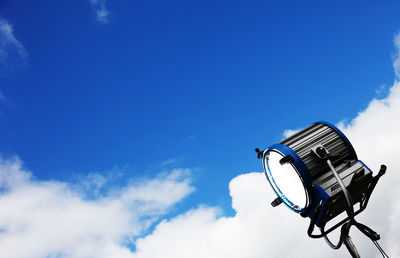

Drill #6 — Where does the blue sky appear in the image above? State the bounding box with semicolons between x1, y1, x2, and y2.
1;1;400;257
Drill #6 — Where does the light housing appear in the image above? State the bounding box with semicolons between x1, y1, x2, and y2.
259;122;377;226
256;121;387;257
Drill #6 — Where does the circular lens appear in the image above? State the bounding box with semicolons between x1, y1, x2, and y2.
264;150;308;211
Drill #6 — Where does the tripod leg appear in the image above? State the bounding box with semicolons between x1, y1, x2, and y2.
343;235;360;258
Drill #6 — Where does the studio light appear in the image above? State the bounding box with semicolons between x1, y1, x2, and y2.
256;122;388;258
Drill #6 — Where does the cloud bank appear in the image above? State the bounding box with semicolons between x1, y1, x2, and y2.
338;83;400;257
0;157;194;257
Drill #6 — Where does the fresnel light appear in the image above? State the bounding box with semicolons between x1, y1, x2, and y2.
256;122;388;258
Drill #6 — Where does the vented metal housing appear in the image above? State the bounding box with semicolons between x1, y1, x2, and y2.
280;123;357;183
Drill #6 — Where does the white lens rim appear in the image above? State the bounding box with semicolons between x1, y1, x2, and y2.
263;149;309;212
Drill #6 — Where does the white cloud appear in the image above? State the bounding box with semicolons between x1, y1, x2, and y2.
393;32;400;79
89;0;109;24
338;81;400;257
0;157;194;258
0;18;27;73
282;128;301;139
161;158;178;167
132;172;361;258
132;173;335;258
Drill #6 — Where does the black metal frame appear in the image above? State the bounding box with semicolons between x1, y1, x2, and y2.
307;164;386;239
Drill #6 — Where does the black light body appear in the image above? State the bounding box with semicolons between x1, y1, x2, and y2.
256;121;387;257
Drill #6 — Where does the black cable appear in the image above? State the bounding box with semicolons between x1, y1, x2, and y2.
320;226;343;249
373;241;389;258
